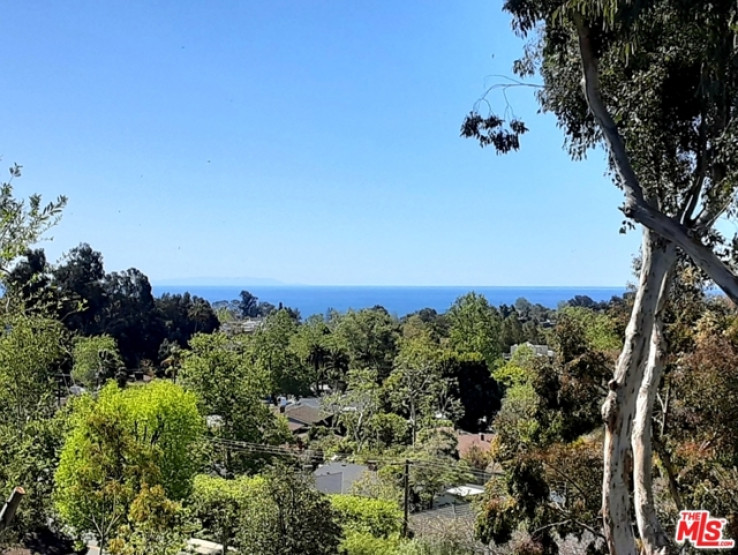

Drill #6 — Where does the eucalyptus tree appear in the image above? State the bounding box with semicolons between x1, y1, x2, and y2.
326;367;383;451
51;243;106;334
462;1;738;553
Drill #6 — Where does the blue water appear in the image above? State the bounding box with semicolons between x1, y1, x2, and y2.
151;285;626;318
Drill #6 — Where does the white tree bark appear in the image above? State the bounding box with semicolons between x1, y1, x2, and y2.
574;18;738;305
633;256;676;555
571;16;738;555
601;229;676;555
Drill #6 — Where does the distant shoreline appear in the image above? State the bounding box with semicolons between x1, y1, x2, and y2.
151;284;628;317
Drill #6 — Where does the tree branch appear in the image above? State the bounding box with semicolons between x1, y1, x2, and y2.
574;16;738;304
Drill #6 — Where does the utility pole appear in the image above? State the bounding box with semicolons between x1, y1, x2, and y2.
403;459;410;538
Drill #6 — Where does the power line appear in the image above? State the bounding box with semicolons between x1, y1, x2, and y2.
203;436;501;483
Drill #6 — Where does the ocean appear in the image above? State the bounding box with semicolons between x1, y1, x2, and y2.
150;285;627;318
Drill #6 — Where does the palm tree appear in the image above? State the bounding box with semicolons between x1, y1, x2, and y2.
324;347;350;393
307;342;329;395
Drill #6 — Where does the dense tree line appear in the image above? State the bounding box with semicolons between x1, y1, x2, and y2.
5;244;219;368
1;161;735;554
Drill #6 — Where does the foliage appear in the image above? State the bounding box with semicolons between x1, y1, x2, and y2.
0;415;67;540
236;467;344;555
493;381;543;450
401;308;449;343
386;333;461;445
155;293;219;351
378;429;474;512
98;268;163;367
51;243;107;335
464;1;738;548
340;531;408;555
442;351;501;432
4;248;59;313
478;438;604;553
326;367;384;452
364;412;410;450
656;318;738;540
330;494;403;537
462;442;492;472
42;243;218;367
493;320;612;454
250;308;309;397
0;163;66;277
189;473;269;553
0;311;68;541
179;332;285;459
179;331;293;474
447;293;503;369
108;484;187;555
670;324;738;466
290;313;332;393
553;307;620;359
54;382;202;549
460;112;528;154
481;305;612;549
349;468;403;505
0;313;67;428
238;289;276;318
71;334;124;389
332;307;400;380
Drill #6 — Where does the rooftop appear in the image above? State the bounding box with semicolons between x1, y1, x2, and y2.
313;462;371;495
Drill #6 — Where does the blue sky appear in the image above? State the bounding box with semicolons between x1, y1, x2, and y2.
2;1;639;286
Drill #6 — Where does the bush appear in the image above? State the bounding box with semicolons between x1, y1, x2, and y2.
330;494;402;537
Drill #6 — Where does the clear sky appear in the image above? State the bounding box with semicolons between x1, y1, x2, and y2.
1;1;639;286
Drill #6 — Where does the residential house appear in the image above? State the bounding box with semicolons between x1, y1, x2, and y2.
274;398;333;435
313;462;373;495
455;431;493;460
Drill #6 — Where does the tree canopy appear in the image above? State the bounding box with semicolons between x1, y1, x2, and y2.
463;2;738;553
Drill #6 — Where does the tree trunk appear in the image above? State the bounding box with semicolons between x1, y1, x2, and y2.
601;229;675;555
633;260;675;555
574;17;738;305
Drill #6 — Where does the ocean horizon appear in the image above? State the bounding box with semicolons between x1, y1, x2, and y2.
150;285;628;318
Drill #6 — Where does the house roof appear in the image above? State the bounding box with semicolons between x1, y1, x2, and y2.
315;471;344;495
294;396;322;409
286;420;307;433
285;403;331;426
410;503;476;539
455;432;493;458
313;462;370;495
